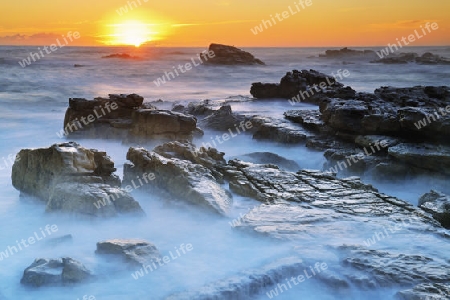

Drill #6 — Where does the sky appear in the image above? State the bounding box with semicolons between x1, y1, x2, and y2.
1;0;449;47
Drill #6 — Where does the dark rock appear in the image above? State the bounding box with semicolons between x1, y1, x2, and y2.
96;239;161;266
204;43;265;65
251;116;314;143
319;47;376;58
416;52;450;65
396;283;450;299
419;190;450;229
101;53;140;59
284;110;326;131
12;142;144;217
21;258;91;287
199;105;246;131
371;52;417;64
231;152;300;172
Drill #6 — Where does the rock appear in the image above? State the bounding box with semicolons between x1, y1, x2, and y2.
96;239;161;266
12;142;144;217
418;190;450;228
251;69;343;100
125;147;232;215
319;47;376;58
199;105;246;131
388;144;450;175
166;257;304;300
46;234;73;247
231;152;300;172
63;96;199;140
251;116;314;143
354;135;400;149
101;53;140;59
21;258;91;287
284;110;327;132
204;43;265;65
416;52;450;65
371;52;418;64
130;109;198;139
396;283;450;299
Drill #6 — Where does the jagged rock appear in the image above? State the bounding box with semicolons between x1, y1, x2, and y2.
125;147;232;215
204;43;265;65
199;105;245;130
21;258;91;287
231;152;300;172
251;69;343;99
396;283;450;299
284;110;327;132
12;142;143;217
96;239;161;266
419;190;450;228
354;135;400;149
166;257;304;300
388;144;450;175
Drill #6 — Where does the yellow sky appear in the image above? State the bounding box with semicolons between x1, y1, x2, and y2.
1;0;449;47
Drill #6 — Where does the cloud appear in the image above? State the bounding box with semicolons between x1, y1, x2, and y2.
370;20;439;30
172;19;257;28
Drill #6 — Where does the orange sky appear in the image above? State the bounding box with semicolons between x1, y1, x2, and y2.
1;0;449;47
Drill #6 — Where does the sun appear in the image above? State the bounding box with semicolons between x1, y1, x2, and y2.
107;21;154;47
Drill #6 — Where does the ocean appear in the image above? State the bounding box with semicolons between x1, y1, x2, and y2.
0;46;449;299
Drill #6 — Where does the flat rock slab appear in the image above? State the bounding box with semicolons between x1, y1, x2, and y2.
96;239;161;266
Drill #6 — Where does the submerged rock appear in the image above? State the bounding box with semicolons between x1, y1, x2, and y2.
166;257;304;300
204;43;265;65
12;142;144;217
101;53;140;59
419;190;450;229
96;239;161;266
319;47;376;58
125;146;232;215
21;258;91;287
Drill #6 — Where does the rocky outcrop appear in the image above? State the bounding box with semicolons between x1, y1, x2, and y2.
231;152;300;172
21;258;91;287
166;257;304;300
250;116;314;143
101;53;140;59
396;283;450;299
319;47;376;58
96;239;161;266
250;69;343;99
124;145;232;215
12;142;144;217
62;95;199;140
371;52;450;65
199;105;246;131
204;43;265;65
419;190;450;228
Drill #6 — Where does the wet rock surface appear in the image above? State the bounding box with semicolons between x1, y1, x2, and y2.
125;146;232;215
319;47;377;59
96;239;161;266
63;95;199;140
419;190;450;229
12;142;144;217
204;43;265;65
21;258;92;287
396;283;450;299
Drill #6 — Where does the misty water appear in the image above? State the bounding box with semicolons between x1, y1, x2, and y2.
1;46;450;299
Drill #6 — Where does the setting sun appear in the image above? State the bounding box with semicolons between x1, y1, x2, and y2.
106;21;154;47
